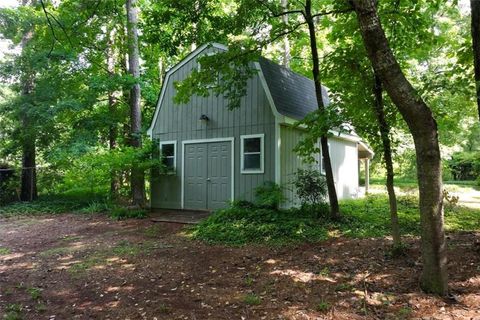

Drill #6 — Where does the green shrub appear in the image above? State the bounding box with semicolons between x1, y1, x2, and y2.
231;200;256;209
0;164;18;206
191;205;329;245
294;168;327;206
109;207;148;220
191;193;480;246
254;181;285;209
76;201;112;214
0;195;110;217
448;151;480;180
297;202;330;219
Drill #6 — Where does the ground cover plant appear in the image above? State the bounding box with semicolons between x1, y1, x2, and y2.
191;194;480;246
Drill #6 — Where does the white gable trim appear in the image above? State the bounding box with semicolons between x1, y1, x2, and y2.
147;43;228;137
255;62;284;184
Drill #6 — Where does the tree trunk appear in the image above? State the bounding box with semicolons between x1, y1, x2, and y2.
471;0;480;121
19;0;37;202
351;0;447;295
281;0;291;68
304;0;341;220
107;28;120;200
126;0;146;206
372;72;401;249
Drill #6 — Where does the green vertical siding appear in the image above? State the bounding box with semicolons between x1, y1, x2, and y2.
279;126;361;208
150;46;277;209
280;125;309;207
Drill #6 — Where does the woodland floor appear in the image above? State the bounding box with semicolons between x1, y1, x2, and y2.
0;214;479;320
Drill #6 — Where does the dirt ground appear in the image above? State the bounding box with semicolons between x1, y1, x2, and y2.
1;214;479;320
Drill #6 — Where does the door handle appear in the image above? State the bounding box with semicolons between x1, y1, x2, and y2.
206;178;211;182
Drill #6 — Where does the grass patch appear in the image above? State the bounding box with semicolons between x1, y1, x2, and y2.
4;304;22;320
0;247;11;255
60;235;82;242
26;287;42;300
0;194;111;217
109;207;147;220
144;225;163;238
68;255;105;275
242;293;261;305
315;300;331;313
191;194;480;246
112;240;144;256
40;246;80;257
67;240;157;275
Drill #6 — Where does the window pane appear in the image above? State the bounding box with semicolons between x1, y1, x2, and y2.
163;157;174;169
244;154;261;170
162;144;174;157
244;138;260;153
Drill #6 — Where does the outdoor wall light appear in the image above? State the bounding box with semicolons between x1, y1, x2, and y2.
199;114;210;123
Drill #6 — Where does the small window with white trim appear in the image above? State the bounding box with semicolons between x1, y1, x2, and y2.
197;52;220;87
241;134;264;174
160;141;176;172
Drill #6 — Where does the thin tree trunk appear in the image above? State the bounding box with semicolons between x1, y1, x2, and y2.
471;0;480;121
304;0;341;220
372;72;401;249
126;0;145;206
107;29;120;200
20;0;37;202
281;0;291;68
351;0;447;295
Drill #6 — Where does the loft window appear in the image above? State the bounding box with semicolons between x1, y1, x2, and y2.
160;141;176;172
197;52;219;88
241;134;264;174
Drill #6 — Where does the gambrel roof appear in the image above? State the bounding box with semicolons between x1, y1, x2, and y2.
147;43;332;136
258;57;330;121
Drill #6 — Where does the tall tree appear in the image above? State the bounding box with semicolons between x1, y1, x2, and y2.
126;0;145;206
372;72;401;249
304;0;340;219
471;0;480;121
351;0;448;295
19;0;37;201
107;27;120;199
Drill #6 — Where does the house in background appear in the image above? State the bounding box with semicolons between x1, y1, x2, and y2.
147;43;374;211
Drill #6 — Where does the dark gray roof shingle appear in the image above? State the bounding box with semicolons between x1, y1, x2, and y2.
258;57;329;120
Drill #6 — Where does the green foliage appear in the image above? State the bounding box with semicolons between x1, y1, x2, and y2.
192;193;480;246
0;196;94;216
26;287;42;301
315;300;331;313
4;303;22;320
0;164;18;206
109;207;148;220
57;140;161;199
0;247;11;255
191;204;329;246
75;200;112;214
293;168;328;206
448;151;480;180
254;181;285;209
242;293;261;305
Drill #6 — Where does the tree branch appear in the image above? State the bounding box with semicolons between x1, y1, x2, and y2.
311;7;354;19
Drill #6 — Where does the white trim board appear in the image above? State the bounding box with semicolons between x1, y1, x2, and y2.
240;134;265;174
147;43;228;137
181;137;235;209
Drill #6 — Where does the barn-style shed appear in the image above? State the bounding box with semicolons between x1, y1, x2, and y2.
147;43;373;210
